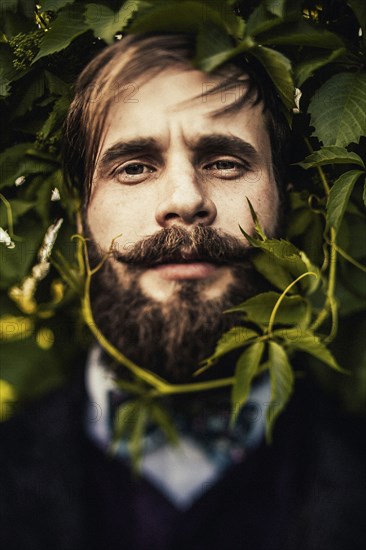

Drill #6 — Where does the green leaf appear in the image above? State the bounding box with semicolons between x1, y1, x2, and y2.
298;146;365;169
247;197;266;240
40;95;70;139
195;23;237;72
276;328;347;373
85;2;140;44
128;403;149;470
295;48;346;87
0;222;44;288
287;208;312;239
264;0;286;18
242;231;319;294
252;252;294;291
266;341;294;442
259;20;344;49
250;46;295;112
32;4;88;63
309;72;366;147
0;199;35;227
150;401;179;445
245;3;283;37
226;292;310;327
231;341;264;424
13;73;45;117
129;1;230;35
0;144;54;189
327;170;364;233
201;326;259;368
348;0;366;31
44;71;70;96
112;400;140;442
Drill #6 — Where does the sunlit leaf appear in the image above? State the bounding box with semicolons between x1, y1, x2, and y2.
297;146;364;169
195;23;237;72
201;326;259;368
250;46;295;112
259;20;344;49
85;2;141;44
327;170;365;233
295;48;346;87
231;341;264;424
309;72;366;147
226;292;310;327
242;231;319;294
276;328;347;373
266;341;294;442
32;4;88;63
128;1;237;35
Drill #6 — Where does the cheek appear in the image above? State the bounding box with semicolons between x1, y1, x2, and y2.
87;187;157;250
87;190;130;248
212;177;279;237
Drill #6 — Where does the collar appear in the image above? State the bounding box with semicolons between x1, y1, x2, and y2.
84;346;271;509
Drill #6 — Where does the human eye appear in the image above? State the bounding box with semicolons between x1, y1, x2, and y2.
113;162;156;184
203;158;250;180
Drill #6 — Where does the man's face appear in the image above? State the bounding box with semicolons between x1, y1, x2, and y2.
85;67;280;381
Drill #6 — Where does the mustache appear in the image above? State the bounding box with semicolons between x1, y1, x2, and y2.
111;225;252;267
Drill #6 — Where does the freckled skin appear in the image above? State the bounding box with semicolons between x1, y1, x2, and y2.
87;69;279;302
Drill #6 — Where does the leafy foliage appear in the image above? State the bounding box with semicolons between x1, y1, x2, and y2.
0;0;365;460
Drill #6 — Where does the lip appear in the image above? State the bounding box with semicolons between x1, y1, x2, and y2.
150;261;220;280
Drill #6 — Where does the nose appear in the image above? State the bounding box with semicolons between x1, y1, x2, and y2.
155;166;217;228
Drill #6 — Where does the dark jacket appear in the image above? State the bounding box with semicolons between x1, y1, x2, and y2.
1;371;365;550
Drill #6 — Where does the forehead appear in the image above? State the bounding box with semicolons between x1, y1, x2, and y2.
98;68;271;156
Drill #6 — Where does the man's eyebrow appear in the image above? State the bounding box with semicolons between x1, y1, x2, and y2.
97;134;261;175
189;135;260;163
98;138;160;172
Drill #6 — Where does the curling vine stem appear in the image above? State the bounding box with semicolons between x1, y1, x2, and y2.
267;271;317;338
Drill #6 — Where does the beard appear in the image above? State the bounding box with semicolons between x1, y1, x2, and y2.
86;224;269;383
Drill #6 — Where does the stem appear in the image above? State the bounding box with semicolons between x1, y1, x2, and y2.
331;242;366;273
267;272;317;338
0;193;14;236
304;141;338;341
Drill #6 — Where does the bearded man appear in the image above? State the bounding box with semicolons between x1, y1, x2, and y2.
1;33;365;550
